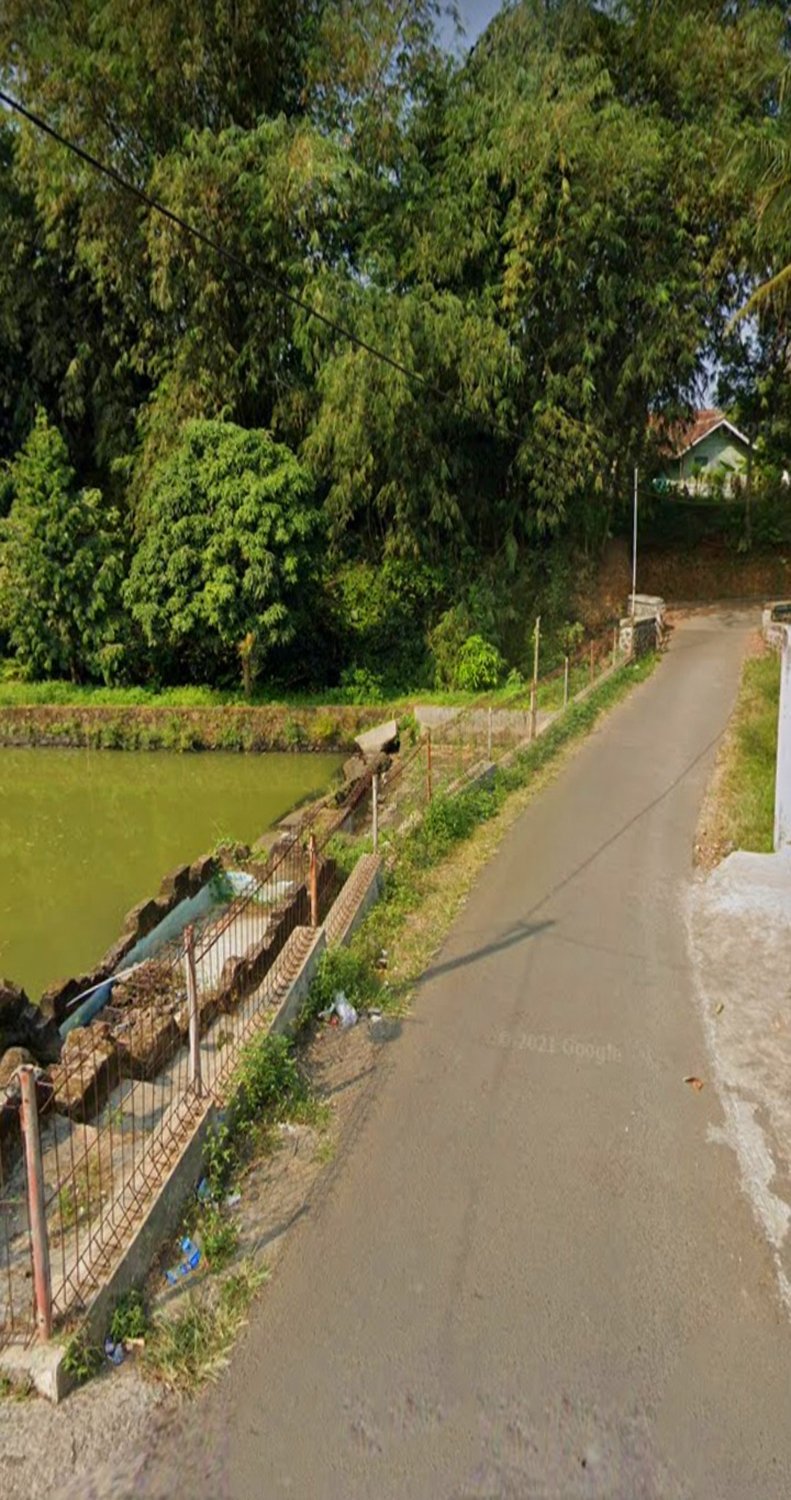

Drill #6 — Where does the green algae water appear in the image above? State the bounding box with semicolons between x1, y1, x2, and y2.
0;747;342;1000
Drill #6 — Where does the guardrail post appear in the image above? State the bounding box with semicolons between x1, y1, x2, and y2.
563;656;569;707
372;773;379;853
425;730;433;802
184;924;202;1098
309;832;319;926
19;1067;53;1341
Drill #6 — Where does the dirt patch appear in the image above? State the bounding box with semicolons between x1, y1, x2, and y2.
639;542;791;604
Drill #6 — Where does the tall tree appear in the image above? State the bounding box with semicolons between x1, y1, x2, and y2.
124;419;321;688
0;411;125;680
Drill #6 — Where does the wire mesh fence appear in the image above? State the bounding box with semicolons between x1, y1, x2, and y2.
1;617;635;1347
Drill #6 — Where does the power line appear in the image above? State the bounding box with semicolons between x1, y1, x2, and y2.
0;87;523;448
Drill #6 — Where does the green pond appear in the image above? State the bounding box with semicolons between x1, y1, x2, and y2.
0;748;343;1001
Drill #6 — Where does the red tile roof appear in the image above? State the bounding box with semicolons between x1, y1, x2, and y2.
652;409;750;458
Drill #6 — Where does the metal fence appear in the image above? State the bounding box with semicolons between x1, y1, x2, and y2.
0;617;633;1347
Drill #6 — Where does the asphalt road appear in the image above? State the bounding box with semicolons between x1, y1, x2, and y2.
121;610;791;1498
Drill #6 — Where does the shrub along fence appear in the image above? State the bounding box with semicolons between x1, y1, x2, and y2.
0;614;644;1351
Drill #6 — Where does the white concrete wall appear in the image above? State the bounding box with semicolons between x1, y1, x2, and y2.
774;626;791;853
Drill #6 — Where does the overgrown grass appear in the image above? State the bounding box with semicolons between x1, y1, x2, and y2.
699;648;780;860
0;659;620;714
200;1030;324;1203
141;1260;267;1395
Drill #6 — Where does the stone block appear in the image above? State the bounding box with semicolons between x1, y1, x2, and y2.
158;862;193;903
113;1006;181;1080
0;1046;35;1089
354;719;399;759
0;979;62;1064
50;1023;120;1121
189;854;219;888
122;895;171;942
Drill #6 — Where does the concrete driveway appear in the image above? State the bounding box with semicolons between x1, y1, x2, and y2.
89;609;791;1498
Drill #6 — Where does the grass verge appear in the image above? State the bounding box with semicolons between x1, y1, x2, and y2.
695;640;780;867
141;1260;268;1395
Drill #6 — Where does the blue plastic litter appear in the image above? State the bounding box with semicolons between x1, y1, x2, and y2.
164;1237;201;1286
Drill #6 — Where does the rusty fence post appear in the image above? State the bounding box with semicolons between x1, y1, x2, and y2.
19;1067;53;1341
372;773;379;853
425;730;433;803
308;832;319;926
563;656;569;708
184;924;202;1098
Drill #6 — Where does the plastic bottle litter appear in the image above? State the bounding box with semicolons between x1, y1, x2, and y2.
164;1236;201;1285
196;1177;212;1203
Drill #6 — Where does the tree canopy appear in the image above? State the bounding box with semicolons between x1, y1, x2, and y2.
0;1;789;689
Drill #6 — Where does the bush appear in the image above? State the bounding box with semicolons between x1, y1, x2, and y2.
303;946;381;1024
232;1033;305;1135
337;665;385;704
454;635;505;692
330;559;439;692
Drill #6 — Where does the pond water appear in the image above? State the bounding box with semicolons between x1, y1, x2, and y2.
0;748;342;1000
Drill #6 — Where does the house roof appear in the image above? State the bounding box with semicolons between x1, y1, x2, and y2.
655;408;751;459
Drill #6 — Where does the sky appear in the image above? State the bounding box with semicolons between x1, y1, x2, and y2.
441;0;505;52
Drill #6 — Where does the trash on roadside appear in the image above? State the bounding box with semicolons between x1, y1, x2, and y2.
683;1075;705;1092
715;1003;725;1016
164;1236;201;1285
104;1336;125;1366
375;949;388;971
196;1177;212;1203
225;1191;242;1208
319;991;358;1029
335;993;358;1028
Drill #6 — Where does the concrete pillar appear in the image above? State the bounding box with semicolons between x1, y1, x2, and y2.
775;626;791;852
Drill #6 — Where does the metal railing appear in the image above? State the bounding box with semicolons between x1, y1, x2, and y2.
1;619;635;1346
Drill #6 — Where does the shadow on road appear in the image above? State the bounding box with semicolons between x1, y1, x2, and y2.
420;918;555;983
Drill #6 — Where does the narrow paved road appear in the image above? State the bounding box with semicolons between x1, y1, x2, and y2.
133;611;791;1497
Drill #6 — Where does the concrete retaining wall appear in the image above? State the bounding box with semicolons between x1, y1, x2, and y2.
619;614;659;658
774;626;791;852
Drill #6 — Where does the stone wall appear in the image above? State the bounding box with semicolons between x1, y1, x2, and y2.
40;855;221;1022
619;614;660;658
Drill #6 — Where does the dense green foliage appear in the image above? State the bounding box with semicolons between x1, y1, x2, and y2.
1;3;789;690
124;420;320;687
0;411;125;681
